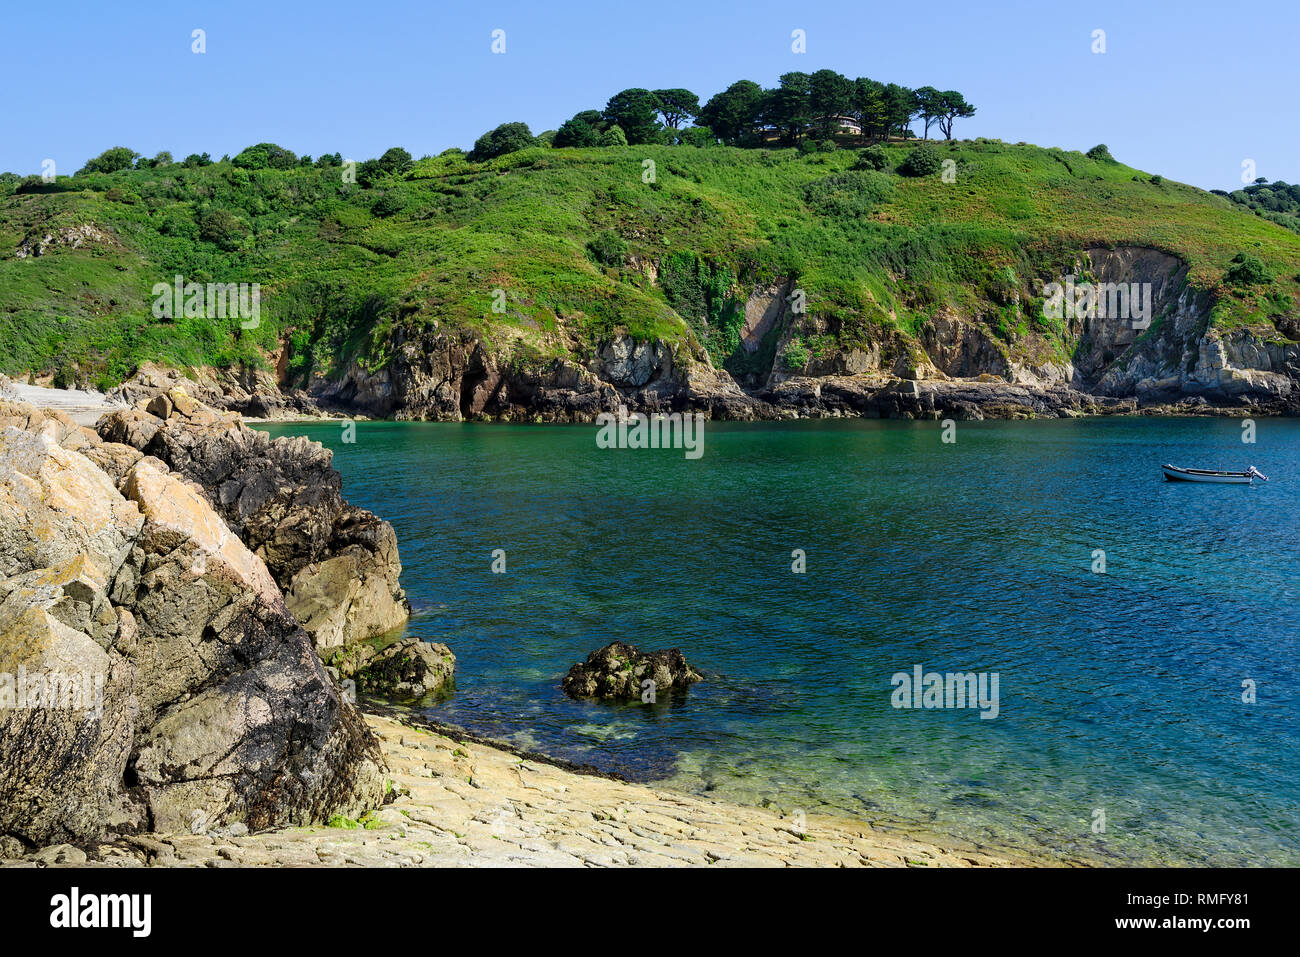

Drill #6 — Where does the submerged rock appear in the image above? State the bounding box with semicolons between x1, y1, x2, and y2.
561;642;702;700
0;400;387;849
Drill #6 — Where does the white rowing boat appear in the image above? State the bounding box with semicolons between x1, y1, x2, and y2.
1162;464;1268;484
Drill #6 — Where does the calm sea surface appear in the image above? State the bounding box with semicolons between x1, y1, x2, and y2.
260;416;1300;865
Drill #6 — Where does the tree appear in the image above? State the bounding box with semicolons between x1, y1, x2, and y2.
182;152;213;168
883;85;919;140
851;78;888;144
376;147;413;174
554;116;600;148
913;86;944;140
77;146;140;175
232;143;298;169
653;88;700;130
698;80;764;145
809;69;854;137
603;89;662;144
935;91;976;140
469;122;538;161
763;72;813;145
1086;144;1115;163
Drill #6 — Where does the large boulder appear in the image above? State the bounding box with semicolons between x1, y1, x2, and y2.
561;642;703;700
0;407;387;849
97;390;408;650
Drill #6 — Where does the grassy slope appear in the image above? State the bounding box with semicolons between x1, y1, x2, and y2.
2;139;1297;390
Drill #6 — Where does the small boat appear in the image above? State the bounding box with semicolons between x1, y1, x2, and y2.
1162;464;1268;484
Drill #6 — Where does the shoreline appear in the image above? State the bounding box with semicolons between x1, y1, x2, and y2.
2;709;1077;868
3;377;1290;429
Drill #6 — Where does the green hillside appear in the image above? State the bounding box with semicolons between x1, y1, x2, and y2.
2;137;1298;392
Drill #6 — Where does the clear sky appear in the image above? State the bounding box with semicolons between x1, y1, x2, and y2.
2;0;1293;191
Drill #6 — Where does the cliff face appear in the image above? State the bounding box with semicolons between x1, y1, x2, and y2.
0;400;387;849
277;246;1294;422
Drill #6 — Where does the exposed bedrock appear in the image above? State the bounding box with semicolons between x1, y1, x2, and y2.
96;389;409;650
0;400;387;849
313;329;764;422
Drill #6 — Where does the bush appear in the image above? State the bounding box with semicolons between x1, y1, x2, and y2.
899;143;943;177
1224;252;1273;286
198;207;249;250
854;145;891;172
586;230;627;266
372;190;408;217
598;125;628;147
782;338;810;371
182;152;213;168
1086;144;1116;163
677;126;715;148
798;139;819;155
803;170;894;217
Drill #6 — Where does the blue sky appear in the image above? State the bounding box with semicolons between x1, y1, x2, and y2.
2;0;1293;190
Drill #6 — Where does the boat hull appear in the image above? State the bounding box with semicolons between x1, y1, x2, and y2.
1162;465;1254;484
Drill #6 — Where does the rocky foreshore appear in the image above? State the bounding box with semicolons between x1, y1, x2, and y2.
1;709;1058;868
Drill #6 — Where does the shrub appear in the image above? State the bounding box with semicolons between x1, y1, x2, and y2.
198;207;249;250
598;125;628;147
804;170;894;216
372;190;408;217
1086;144;1115;163
678;126;716;147
798;139;819;155
586;230;627;266
1224;252;1273;286
899;143;943;177
782;338;810;370
854;145;891;172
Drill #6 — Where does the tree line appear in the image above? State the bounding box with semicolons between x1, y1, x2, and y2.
541;70;974;152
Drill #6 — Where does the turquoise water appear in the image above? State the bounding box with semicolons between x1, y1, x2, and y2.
260;416;1300;865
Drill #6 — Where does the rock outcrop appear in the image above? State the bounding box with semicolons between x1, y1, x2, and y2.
561;642;702;700
314;330;763;422
326;637;456;700
97;390;409;650
0;400;387;850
